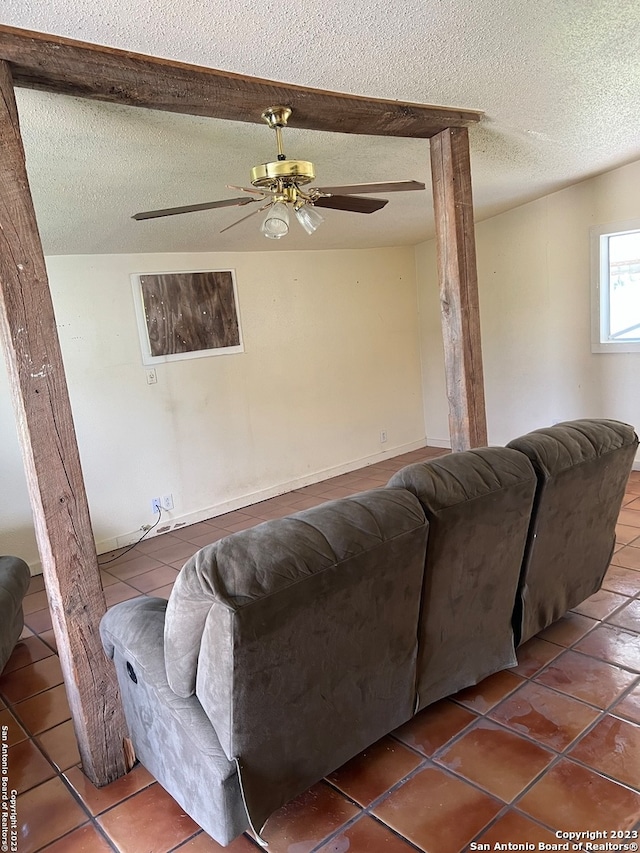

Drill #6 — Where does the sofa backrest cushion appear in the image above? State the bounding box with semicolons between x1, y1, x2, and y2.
387;447;537;710
164;487;428;834
507;418;638;644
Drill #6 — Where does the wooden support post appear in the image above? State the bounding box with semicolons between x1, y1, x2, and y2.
430;126;488;451
0;60;130;785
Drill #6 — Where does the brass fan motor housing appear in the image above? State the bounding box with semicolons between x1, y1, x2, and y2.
250;159;316;188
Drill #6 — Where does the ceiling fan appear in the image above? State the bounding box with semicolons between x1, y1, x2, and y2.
132;106;426;239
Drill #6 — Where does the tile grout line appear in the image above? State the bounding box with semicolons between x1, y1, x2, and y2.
463;805;562;851
318;766;430;853
564;750;640;795
9;708;104;851
35;814;120;853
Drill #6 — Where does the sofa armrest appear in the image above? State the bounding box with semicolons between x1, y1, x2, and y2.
100;596;168;684
0;556;31;608
100;596;247;845
100;595;241;754
100;596;232;749
0;556;32;673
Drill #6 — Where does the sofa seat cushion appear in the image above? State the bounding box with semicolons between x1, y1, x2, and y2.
164;487;428;834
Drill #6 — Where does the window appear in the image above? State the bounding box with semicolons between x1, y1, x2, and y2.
591;220;640;352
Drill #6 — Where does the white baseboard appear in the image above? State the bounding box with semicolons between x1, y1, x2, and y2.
25;436;639;575
425;437;452;449
95;439;428;555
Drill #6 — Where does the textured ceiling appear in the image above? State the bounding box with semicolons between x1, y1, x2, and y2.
4;0;640;254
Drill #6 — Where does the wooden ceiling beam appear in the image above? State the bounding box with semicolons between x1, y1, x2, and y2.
0;25;482;138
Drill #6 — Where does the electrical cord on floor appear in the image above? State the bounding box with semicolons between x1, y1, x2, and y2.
98;505;163;566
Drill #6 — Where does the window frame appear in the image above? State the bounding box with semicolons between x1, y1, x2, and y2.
591;218;640;353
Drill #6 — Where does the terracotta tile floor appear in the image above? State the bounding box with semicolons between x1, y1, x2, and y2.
3;449;640;852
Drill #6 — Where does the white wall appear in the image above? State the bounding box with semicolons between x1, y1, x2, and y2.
417;157;640;451
1;247;425;568
10;158;638;570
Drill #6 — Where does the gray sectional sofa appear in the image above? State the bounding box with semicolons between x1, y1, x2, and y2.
100;418;638;846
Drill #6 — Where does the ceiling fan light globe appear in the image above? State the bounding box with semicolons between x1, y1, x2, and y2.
294;204;324;235
261;202;290;239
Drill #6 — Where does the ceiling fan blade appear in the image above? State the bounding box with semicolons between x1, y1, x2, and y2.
219;201;273;234
132;197;256;221
313;195;388;214
315;180;425;195
226;184;274;196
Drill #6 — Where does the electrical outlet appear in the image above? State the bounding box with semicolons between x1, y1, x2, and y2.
161;493;174;511
380;430;388;443
151;497;161;514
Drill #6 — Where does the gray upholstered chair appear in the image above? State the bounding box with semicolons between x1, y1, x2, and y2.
386;447;537;709
0;556;31;673
507;418;638;645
